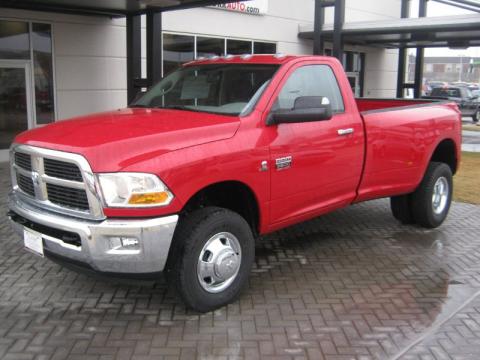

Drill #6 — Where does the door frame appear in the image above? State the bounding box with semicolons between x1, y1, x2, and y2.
0;60;34;162
346;72;360;98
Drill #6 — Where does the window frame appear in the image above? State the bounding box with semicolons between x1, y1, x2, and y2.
0;17;57;126
270;63;346;116
161;31;278;77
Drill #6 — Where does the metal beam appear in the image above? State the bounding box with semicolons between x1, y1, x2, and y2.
0;0;238;16
433;0;480;12
414;0;427;98
127;15;142;103
146;11;163;86
313;0;326;55
397;0;410;98
333;0;345;61
157;0;248;13
320;0;336;7
0;1;127;17
442;0;480;9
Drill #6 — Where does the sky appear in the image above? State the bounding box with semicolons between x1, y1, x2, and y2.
409;0;480;57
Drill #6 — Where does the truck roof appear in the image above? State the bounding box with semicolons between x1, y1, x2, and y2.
184;54;329;66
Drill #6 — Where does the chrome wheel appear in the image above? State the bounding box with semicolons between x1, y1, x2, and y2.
432;176;449;215
197;232;242;293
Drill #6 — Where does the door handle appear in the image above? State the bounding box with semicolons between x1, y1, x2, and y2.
337;128;354;136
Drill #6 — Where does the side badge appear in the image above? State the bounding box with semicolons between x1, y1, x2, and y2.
276;156;292;170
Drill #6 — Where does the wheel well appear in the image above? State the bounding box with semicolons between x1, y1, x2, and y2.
181;181;260;236
430;139;458;174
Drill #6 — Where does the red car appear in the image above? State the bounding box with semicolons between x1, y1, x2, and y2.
8;55;461;312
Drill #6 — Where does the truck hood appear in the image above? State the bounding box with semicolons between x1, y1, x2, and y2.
15;108;240;172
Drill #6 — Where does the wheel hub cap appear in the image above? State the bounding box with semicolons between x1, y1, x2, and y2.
197;232;242;293
215;250;239;280
432;176;449;215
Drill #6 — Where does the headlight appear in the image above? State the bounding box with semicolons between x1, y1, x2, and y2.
97;173;174;208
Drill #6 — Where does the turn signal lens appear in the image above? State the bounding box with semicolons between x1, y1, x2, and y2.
128;192;170;205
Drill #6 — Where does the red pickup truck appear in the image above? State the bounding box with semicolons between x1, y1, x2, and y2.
8;55;461;312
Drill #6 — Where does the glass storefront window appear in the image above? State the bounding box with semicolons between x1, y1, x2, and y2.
253;42;277;54
227;39;252;55
0;67;29;150
32;23;55;124
163;33;195;76
162;34;278;78
197;37;225;58
0;20;30;59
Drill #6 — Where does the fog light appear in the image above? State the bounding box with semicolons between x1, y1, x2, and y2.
108;236;140;251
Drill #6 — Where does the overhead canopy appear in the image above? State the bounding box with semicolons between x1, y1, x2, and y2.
299;14;480;49
0;0;236;17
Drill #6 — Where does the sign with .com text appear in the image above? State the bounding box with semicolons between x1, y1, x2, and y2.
211;0;269;15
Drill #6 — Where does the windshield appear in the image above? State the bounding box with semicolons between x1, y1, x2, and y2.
131;64;279;116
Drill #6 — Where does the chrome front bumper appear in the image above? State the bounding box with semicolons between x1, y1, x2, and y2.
8;191;178;274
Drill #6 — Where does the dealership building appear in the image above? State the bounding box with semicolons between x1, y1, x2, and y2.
1;0;480;161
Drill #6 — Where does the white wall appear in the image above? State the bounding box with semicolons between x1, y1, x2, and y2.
162;0;401;98
322;0;401;97
162;0;315;56
1;8;128;120
324;0;402;22
1;0;401;125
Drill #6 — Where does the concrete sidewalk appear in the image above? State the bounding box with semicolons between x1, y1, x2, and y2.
462;130;480;152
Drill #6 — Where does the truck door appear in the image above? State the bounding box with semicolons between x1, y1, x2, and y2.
266;62;364;226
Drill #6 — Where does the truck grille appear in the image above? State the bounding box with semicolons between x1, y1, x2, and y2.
15;152;32;171
11;145;104;220
17;173;35;197
44;158;83;182
46;183;90;211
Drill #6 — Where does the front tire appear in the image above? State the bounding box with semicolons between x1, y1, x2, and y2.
411;162;453;228
168;207;255;312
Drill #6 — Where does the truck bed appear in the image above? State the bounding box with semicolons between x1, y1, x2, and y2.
354;97;461;203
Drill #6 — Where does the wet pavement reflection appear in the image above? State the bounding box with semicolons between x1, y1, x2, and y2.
1;161;480;359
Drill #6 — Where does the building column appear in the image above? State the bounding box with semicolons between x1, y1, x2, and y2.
313;0;326;55
396;0;410;98
333;0;345;61
146;11;163;86
126;14;142;103
414;0;428;98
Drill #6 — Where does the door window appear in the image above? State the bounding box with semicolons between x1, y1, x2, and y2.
273;65;345;113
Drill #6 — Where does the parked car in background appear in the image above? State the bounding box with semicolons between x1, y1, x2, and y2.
424;81;448;96
424;86;480;123
428;81;448;88
451;82;470;87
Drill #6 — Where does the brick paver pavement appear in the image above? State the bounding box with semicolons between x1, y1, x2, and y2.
1;161;480;360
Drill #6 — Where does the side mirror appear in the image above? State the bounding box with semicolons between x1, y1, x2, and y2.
267;96;333;126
